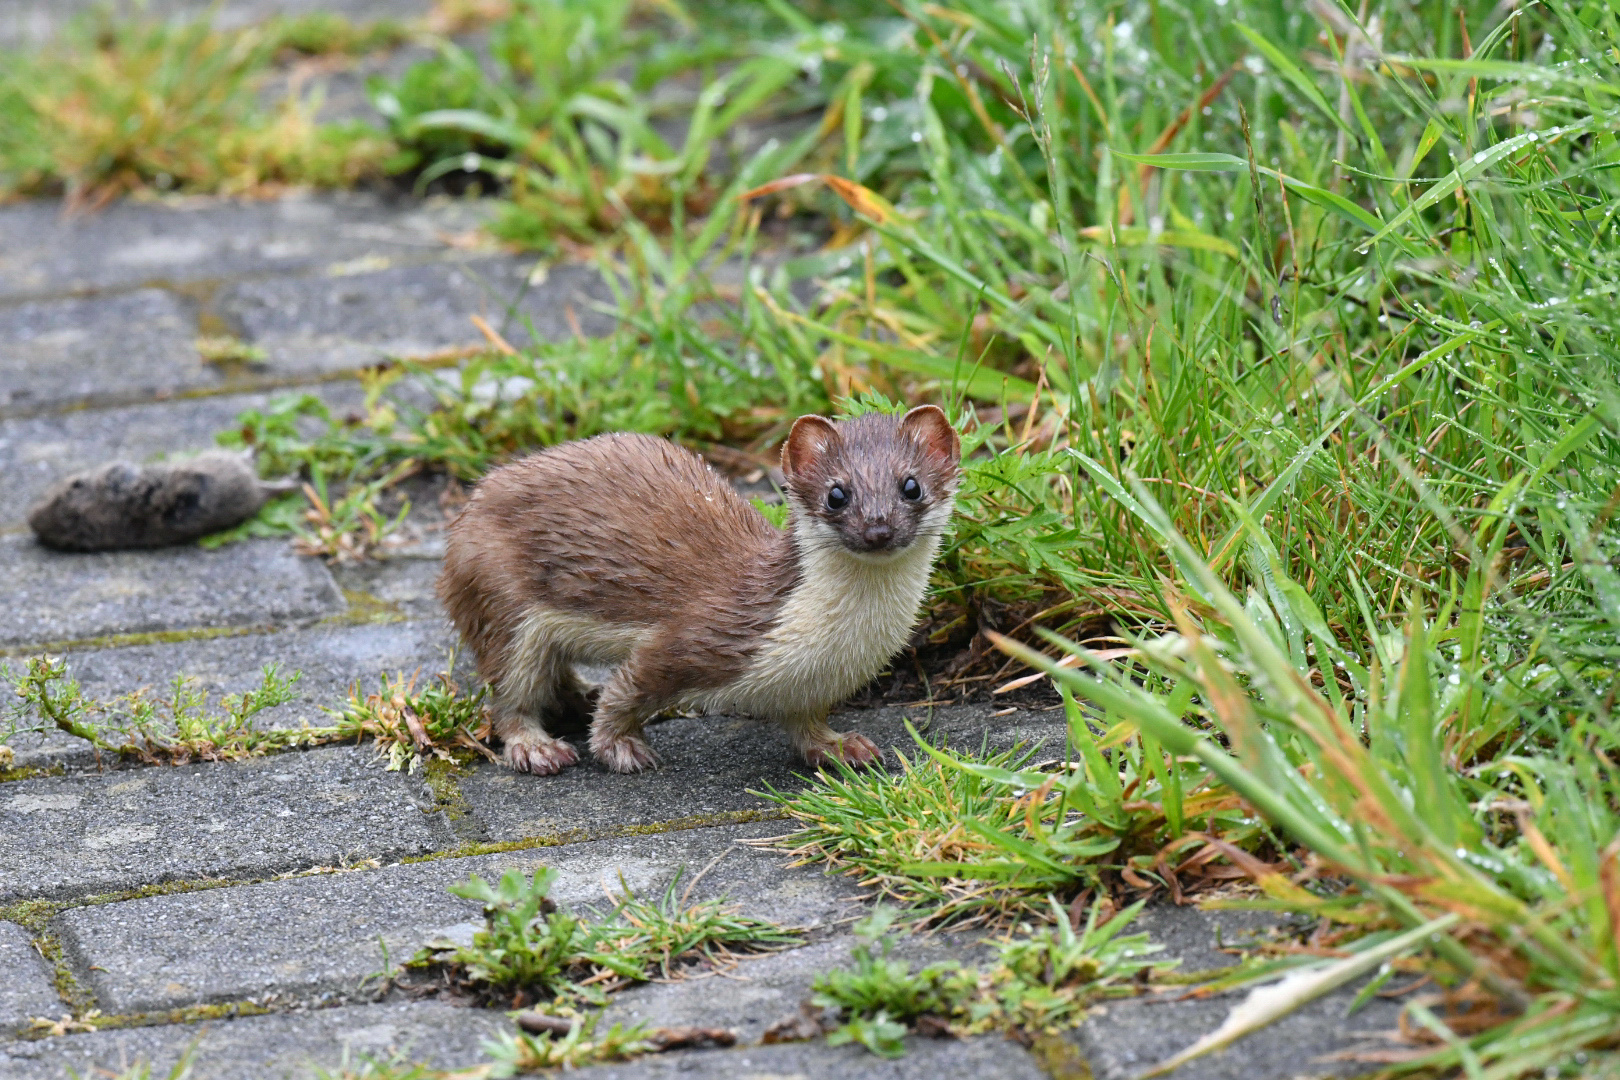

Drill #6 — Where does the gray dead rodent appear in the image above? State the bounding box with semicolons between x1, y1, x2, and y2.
439;406;962;776
27;450;296;552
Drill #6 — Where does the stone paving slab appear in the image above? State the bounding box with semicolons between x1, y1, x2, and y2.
5;618;461;769
597;934;989;1048
0;290;205;414
570;1037;1048;1080
0;193;487;300
459;702;1069;843
1072;981;1398;1080
0;1001;505;1080
0;258;615;417
0;922;60;1037
0;382;364;532
0;537;345;650
216;256;615;378
55;821;862;1015
331;557;447;620
595;902;1298;1052
0;746;451;903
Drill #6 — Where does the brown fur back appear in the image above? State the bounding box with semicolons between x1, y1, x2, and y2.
437;433;798;695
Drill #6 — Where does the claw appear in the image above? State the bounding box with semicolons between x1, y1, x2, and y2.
803;731;882;769
592;733;660;773
503;733;579;775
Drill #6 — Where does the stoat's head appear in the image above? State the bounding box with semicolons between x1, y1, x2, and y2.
780;405;961;561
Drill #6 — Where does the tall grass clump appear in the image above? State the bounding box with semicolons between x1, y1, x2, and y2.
0;11;397;202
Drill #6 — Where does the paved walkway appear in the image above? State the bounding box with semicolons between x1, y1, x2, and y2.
0;5;1392;1078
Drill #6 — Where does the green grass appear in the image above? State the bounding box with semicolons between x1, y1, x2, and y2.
1;656;306;764
809;901;1162;1056
0;10;402;201
760;716;1251;925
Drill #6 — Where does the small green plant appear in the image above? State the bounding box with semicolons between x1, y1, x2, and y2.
763;745;1052;925
3;655;491;772
438;868;589;997
811;907;971;1057
292;465;413;564
324;666;493;773
597;872;802;981
810;900;1162;1057
210;379;420;558
982;896;1164;1032
410;865;798;1009
481;1012;653;1074
3;656;306;765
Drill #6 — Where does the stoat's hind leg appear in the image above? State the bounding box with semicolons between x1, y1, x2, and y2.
491;621;582;775
783;713;882;769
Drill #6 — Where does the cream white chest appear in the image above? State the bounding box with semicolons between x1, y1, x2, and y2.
689;520;943;720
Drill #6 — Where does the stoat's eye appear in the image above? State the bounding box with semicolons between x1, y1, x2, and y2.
826;484;849;510
901;476;922;501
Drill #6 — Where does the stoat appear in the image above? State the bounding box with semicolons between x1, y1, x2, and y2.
437;407;962;775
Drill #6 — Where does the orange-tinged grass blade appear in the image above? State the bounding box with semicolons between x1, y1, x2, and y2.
738;172;896;224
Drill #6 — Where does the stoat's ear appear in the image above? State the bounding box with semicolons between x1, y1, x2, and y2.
781;414;839;481
899;404;960;465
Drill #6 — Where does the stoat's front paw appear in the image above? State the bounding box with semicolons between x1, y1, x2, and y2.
804;731;882;769
592;734;660;774
504;733;579;775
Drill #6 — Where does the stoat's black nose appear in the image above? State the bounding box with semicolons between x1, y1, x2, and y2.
862;522;894;549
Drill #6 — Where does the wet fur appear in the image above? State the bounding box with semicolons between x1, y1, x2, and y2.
438;408;961;775
27;450;290;552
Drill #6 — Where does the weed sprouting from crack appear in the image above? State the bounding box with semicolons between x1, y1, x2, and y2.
292;463;416;564
402;865;799;1010
322;665;494;774
794;901;1163;1059
1;655;492;774
331;865;797;1075
2;656;307;765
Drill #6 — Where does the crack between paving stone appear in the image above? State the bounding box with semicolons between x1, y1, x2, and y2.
0;623;283;661
0;248;497;311
13;999;281;1042
0;588;419;659
0;343;486;422
400;807;790;863
0;810;789;919
0;239;574;420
